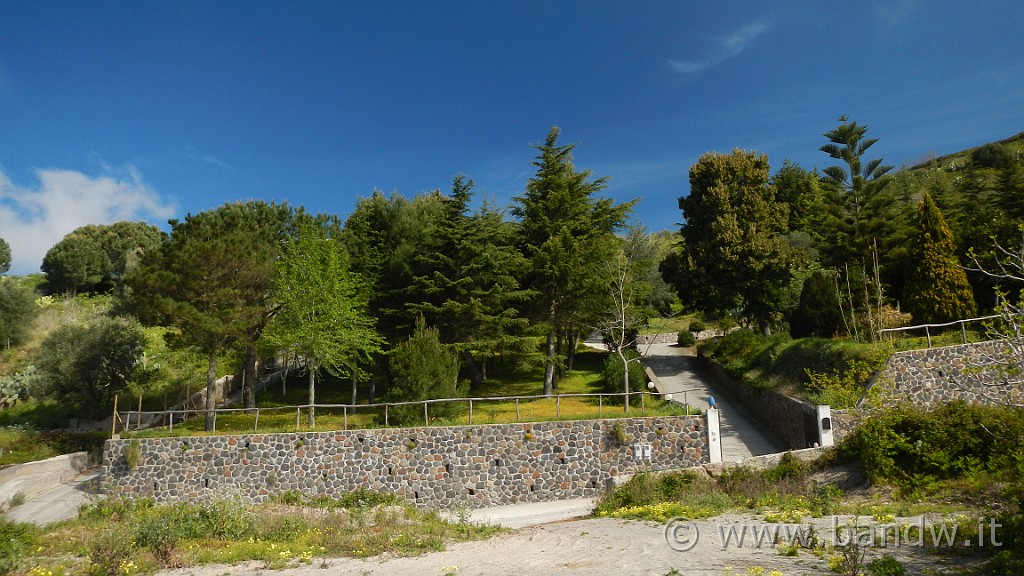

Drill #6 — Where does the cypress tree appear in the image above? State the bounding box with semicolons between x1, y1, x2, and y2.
904;192;976;324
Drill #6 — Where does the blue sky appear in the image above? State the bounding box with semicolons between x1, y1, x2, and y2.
1;1;1022;274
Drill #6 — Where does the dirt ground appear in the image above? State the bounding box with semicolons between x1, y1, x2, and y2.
156;513;985;576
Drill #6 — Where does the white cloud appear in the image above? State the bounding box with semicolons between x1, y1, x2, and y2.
0;167;176;274
669;22;772;75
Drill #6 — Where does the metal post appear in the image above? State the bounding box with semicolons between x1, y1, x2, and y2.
385;404;389;427
515;399;520;422
343;406;347;430
926;326;932;348
469;399;474;424
598;396;602;418
296;407;300;430
556;395;560;418
961;321;968;344
254;409;260;431
641;390;645;415
424;402;429;427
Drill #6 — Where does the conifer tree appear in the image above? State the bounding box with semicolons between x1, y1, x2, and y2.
904;192;976;324
512;127;634;395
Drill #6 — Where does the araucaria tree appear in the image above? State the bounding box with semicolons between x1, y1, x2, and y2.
819;115;895;266
262;223;383;427
904;192;976;324
668;149;793;334
512;127;634;395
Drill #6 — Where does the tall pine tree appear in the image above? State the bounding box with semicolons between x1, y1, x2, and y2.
512;127;634;395
904;191;976;324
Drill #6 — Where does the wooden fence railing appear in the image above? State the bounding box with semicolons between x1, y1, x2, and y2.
878;314;1000;348
111;390;690;436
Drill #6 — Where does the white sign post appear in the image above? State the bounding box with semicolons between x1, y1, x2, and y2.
707;407;723;463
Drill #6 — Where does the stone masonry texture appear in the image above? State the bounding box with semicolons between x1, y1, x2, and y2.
103;416;706;509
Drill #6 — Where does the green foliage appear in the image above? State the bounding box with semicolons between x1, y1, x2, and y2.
124;439;142;470
262;222;383;425
867;555;906;576
818;116;896;267
676;330;696;347
839;402;1024;490
389;316;464;425
669;149;796;333
408;176;532;392
512;126;634;394
904;191;977;324
125;201;298;428
0;366;41;408
35;316;146;418
701;329;884;397
805;358;880;409
0;519;36;575
600;348;646;401
687;319;705;333
0;237;9;275
41;222;165;296
0;277;38;348
791;270;843;338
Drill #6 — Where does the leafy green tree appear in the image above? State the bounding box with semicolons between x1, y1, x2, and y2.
41;222;166;295
819;116;895;267
36;316;146;418
669;149;793;334
0;238;10;274
389;315;464;426
0;278;37;348
409;176;532;392
904;192;977;324
512;127;634;394
41;233;108;296
126;201;294;430
773;160;827;242
790;270;844;338
262;223;383;427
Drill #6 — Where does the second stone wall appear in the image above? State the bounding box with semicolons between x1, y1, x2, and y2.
103;416;707;509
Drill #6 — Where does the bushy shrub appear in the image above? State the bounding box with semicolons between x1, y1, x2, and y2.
0;278;38;348
601;348;647;403
676;330;696;347
0;519;35;575
839;401;1024;489
389;316;464;425
688;319;706;333
36;316;146;418
790;270;843;339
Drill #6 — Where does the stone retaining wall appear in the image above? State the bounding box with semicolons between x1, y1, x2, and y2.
872;341;1021;407
103;416;707;509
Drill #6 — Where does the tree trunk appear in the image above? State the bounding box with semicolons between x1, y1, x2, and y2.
462;351;484;393
308;367;316;428
543;330;555;396
620;348;630;413
351;366;358;406
243;344;258;410
565;329;577;371
205;350;218;431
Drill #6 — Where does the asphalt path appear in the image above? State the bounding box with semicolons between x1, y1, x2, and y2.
640;342;786;460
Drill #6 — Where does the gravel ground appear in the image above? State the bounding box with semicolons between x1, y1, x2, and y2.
156;513;984;576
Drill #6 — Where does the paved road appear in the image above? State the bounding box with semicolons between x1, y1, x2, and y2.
640;342;785;461
4;469;100;525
